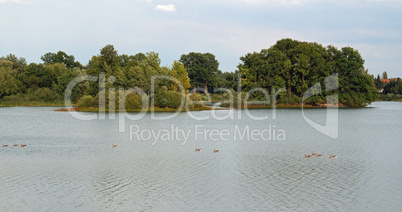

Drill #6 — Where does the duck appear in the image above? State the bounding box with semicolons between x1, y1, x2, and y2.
213;149;220;153
195;147;202;152
304;154;312;158
112;144;118;148
20;144;27;147
311;152;318;156
329;154;338;159
13;144;18;147
2;144;8;147
315;154;323;157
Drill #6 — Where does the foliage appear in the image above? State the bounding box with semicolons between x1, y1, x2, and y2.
0;66;20;98
179;52;219;91
238;38;378;107
383;78;402;94
33;87;60;101
41;51;82;69
125;93;145;110
0;40;382;108
169;61;191;93
76;95;94;108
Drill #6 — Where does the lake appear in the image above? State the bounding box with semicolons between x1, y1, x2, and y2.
0;102;401;211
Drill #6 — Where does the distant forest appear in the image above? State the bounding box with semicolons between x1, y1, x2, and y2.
0;39;381;108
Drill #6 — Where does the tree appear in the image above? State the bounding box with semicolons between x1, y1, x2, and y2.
179;52;219;92
169;61;191;93
0;66;19;98
238;38;378;106
0;54;27;74
374;74;384;90
100;45;119;67
382;71;388;80
86;45;122;92
41;51;82;69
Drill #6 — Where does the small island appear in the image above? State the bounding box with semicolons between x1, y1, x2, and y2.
1;39;393;111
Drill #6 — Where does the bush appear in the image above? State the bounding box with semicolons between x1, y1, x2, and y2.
188;92;204;107
125;93;144;110
220;90;244;107
92;90;108;108
34;87;60;101
155;86;186;109
76;95;94;108
278;94;301;105
0;94;24;103
189;92;202;102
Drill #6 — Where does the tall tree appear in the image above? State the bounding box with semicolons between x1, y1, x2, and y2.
100;45;119;67
179;52;219;92
41;51;82;69
169;61;191;93
238;38;378;106
382;71;388;80
0;54;27;74
0;66;20;98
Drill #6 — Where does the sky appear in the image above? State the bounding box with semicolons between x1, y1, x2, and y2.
1;0;401;78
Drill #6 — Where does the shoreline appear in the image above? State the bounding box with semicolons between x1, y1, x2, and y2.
54;103;358;112
54;106;216;112
4;101;399;111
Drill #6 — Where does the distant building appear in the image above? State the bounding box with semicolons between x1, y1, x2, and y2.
381;79;390;83
381;78;402;84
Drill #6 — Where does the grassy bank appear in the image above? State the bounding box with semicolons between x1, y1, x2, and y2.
0;93;65;107
225;103;352;109
55;106;214;112
376;93;402;102
0;100;65;107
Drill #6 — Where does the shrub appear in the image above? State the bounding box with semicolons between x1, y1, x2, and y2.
155;86;186;109
34;87;60;101
76;95;94;108
125;93;144;110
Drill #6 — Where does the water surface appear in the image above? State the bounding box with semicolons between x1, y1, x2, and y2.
0;102;401;211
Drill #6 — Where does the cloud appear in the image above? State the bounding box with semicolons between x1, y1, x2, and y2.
243;0;402;4
154;4;176;12
242;0;304;4
0;0;25;3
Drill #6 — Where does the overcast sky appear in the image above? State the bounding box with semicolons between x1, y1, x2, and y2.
1;0;401;77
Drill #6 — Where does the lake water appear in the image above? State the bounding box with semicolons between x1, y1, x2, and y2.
0;102;401;211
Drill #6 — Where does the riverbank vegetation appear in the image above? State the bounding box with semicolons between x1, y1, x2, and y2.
0;39;380;110
373;72;402;101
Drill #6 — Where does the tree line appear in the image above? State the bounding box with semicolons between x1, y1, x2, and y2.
0;39;379;108
238;38;378;106
373;71;402;101
373;71;402;94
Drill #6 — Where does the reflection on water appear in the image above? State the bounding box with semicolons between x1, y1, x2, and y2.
0;102;402;211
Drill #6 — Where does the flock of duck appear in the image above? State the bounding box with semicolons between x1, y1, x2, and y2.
111;145;336;158
2;144;337;159
2;144;27;148
305;152;337;159
195;147;220;153
111;145;220;153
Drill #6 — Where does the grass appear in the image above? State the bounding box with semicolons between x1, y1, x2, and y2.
376;93;402;102
55;105;215;112
221;102;350;109
0;101;65;107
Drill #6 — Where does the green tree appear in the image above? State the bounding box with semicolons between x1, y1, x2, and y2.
0;66;20;98
238;38;377;106
170;61;191;92
41;51;82;69
382;71;388;80
0;54;27;75
179;52;219;92
100;45;119;67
